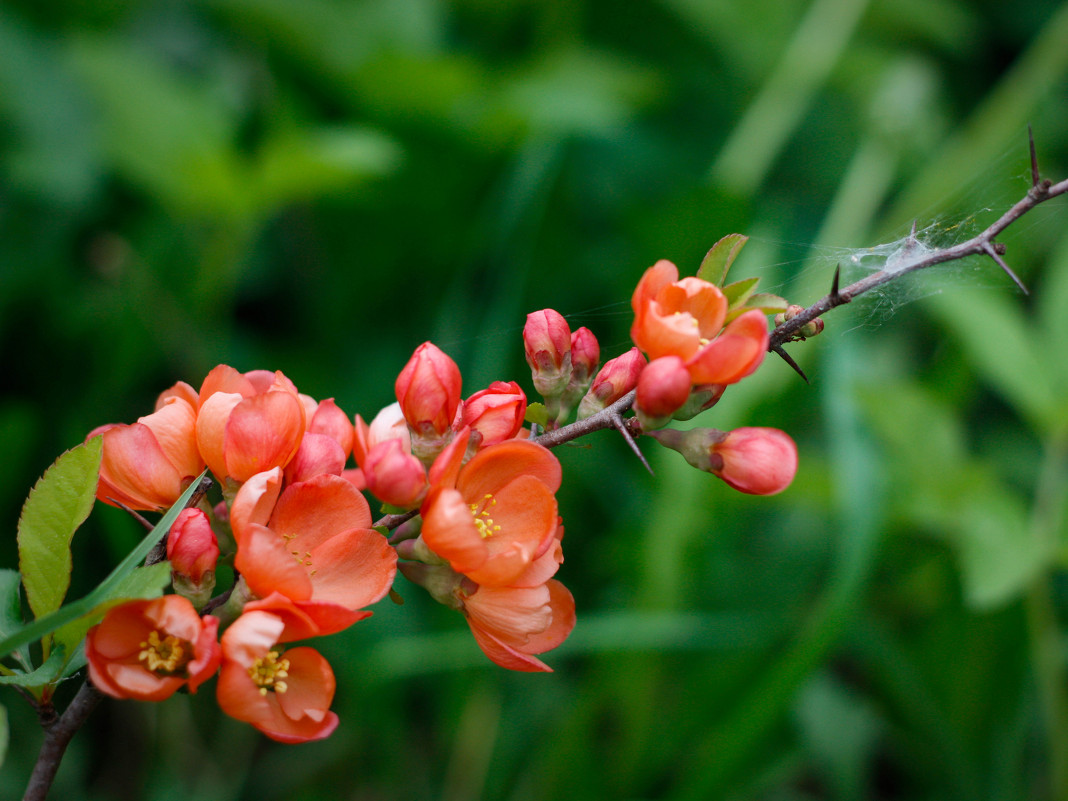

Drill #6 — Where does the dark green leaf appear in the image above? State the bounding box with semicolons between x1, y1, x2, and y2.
0;644;66;687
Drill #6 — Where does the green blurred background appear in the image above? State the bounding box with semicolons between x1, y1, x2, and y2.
3;0;1068;798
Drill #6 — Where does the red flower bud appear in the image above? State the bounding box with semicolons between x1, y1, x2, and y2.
461;381;527;447
364;439;429;509
523;309;572;398
577;347;646;419
635;356;691;428
395;343;462;460
167;508;220;603
649;426;797;495
567;327;600;390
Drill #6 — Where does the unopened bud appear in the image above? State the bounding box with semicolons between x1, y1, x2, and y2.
364;438;429;510
167;508;219;606
799;317;824;338
634;356;691;430
395;342;462;462
577;347;646;419
461;381;527;447
648;426;797;495
523;309;573;399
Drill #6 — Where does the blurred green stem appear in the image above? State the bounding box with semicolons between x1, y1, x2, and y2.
1026;437;1068;801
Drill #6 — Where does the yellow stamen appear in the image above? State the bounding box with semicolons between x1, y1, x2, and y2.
248;650;290;695
138;630;192;675
469;493;501;539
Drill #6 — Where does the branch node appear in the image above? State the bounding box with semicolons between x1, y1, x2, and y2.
772;345;809;383
982;241;1029;295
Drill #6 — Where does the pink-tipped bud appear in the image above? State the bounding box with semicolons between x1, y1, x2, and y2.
634;356;692;430
567;327;600;390
461;381;527;447
649;426;797;495
167;508;220;605
395;342;463;461
523;309;573;399
364;439;429;510
577;347;646;419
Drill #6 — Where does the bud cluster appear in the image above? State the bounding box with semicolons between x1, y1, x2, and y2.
73;234;801;745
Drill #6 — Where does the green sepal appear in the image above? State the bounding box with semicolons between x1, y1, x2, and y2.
0;645;66;688
697;234;748;286
525;402;550;428
17;436;102;622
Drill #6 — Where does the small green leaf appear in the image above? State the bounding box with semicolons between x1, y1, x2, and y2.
697;233;748;286
525;402;550;428
0;645;66;688
51;562;172;664
744;293;789;314
17;436;102;621
0;570;31;671
722;277;759;309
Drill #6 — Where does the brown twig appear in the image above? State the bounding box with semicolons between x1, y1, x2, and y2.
23;682;104;801
769;165;1066;353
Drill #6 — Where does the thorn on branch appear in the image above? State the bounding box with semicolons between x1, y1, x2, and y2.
1028;125;1052;198
610;412;653;474
772;345;809;383
829;264;844;308
982;241;1029;295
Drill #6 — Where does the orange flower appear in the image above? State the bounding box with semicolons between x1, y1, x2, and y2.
85;596;220;701
231;471;397;636
89;395;204;511
420;429;561;587
460;579;575;673
630;260;767;385
195;365;306;485
216;610;338;743
460;381;527;447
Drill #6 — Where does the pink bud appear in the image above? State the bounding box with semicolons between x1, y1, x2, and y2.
568;327;600;389
395;342;462;458
635;356;692;427
577;347;646;419
167;508;220;587
364;439;429;509
649;426;797;495
461;381;527;447
523;309;572;398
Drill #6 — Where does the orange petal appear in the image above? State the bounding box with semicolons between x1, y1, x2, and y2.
268;473;372;550
306;528;397;610
235;524;313;601
459;439;562;497
99;423;183;510
139;397;202;480
195;391;243;481
230;468;284;542
224;392;306;482
420;486;487;574
685;309;769;385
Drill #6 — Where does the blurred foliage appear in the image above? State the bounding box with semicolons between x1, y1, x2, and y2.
2;0;1068;799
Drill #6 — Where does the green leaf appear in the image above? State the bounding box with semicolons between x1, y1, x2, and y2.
0;472;205;661
51;562;172;665
17;436;102;621
0;570;31;671
525;402;550;428
743;292;789;314
721;276;759;309
0;644;66;688
927;289;1058;433
697;233;748;286
955;489;1048;610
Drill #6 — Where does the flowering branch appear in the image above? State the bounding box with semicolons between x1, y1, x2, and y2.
770;137;1067;353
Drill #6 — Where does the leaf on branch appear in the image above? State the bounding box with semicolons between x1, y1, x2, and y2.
17;436;102;622
524;402;550;429
0;570;31;671
697;233;748;286
721;277;759;310
0;645;67;689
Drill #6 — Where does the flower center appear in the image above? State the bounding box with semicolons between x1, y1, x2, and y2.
470;493;501;539
138;630;192;675
248;650;290;695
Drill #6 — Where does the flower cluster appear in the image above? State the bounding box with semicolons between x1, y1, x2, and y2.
83;241;800;742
